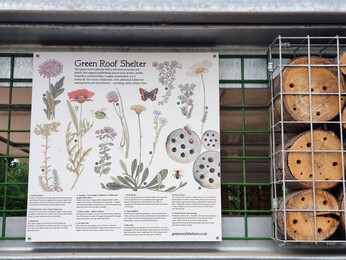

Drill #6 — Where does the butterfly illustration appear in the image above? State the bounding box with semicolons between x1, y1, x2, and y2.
90;107;109;119
139;88;158;101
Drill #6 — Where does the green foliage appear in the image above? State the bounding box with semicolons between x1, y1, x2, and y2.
0;158;29;216
102;159;187;192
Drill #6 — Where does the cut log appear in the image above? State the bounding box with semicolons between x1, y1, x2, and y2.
278;189;340;241
336;52;346;76
273;56;346;132
342;106;346;130
276;130;344;190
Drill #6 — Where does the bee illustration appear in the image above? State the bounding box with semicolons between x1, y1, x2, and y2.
172;169;184;179
90;107;109;119
183;124;192;135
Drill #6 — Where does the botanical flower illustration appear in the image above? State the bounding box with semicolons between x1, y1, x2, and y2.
66;89;94;190
102;159;187;192
34;122;63;192
107;89;130;158
177;83;196;119
149;110;168;166
187;60;212;133
153;60;182;105
38;59;63;78
39;59;65;120
94;126;117;177
131;105;146;164
68;89;94;103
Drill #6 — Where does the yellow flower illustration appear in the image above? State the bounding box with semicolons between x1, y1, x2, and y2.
130;105;147;115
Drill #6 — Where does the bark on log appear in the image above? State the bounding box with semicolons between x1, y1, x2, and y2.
273;56;346;132
275;130;344;190
278;189;340;241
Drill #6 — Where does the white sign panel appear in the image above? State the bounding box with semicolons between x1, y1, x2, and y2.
26;52;221;242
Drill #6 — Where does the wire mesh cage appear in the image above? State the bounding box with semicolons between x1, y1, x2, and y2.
269;35;346;245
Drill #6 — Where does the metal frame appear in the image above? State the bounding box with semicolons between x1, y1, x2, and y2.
0;53;271;242
269;35;346;245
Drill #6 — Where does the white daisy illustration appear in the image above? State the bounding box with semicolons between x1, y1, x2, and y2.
187;60;213;133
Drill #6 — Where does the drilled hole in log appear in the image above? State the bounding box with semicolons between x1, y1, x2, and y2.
293;219;298;224
311;88;314;92
293;107;297;111
318;228;322;233
300;172;303;176
278;130;343;189
323;86;328;91
316;111;321;116
333;162;338;167
290;83;294;88
323;200;327;205
301;197;305;201
309;174;313;178
323;137;327;141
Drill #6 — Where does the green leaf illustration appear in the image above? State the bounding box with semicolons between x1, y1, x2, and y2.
124;176;136;187
117;176;131;187
67;100;78;132
110;176;122;185
146;175;159;188
136;162;144;178
141;168;149;185
106;182;124;190
120;160;127;174
94;166;101;173
159;169;168;180
102;167;111;174
131;159;137;176
157;174;162;187
165;186;176;192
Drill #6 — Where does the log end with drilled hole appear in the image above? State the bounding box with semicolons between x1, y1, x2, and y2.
276;130;343;190
273;56;346;132
278;189;340;241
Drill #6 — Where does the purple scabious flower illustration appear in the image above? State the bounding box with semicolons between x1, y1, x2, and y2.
38;59;63;79
177;83;196;119
39;59;65;120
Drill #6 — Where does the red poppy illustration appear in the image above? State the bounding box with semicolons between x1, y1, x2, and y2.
68;89;95;103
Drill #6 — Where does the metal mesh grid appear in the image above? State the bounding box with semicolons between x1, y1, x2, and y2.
0;53;271;240
269;36;346;245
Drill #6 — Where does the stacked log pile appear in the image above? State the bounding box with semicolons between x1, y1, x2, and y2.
273;54;346;242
